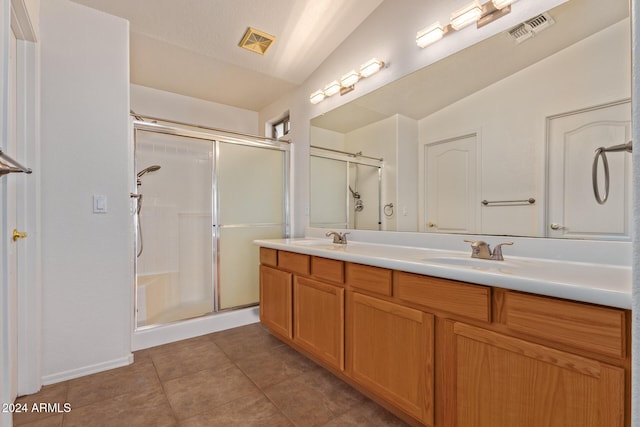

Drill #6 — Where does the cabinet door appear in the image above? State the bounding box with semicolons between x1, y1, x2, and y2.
293;277;345;370
349;292;434;425
259;265;292;339
449;322;625;427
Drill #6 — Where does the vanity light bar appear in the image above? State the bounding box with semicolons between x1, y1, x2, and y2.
324;80;341;97
416;0;519;48
492;0;518;8
360;58;385;78
309;90;325;105
451;1;482;30
416;22;446;48
340;70;360;87
309;58;386;104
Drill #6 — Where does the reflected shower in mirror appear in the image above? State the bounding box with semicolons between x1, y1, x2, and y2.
310;0;631;239
310;146;383;231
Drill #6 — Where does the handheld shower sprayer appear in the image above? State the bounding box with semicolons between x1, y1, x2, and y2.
137;165;161;186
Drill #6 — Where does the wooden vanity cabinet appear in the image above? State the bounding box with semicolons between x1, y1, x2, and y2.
258;249;630;427
445;321;625;427
348;291;434;425
293;276;345;370
259;264;292;339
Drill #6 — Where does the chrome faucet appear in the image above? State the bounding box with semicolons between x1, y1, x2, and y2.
326;231;350;244
464;240;513;261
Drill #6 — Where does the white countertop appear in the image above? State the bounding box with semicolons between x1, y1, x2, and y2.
255;238;632;309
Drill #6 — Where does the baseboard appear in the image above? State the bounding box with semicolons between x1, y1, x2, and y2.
41;353;134;386
131;306;260;351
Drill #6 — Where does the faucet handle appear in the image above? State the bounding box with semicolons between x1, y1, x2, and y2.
340;232;350;243
464;239;490;258
491;242;513;260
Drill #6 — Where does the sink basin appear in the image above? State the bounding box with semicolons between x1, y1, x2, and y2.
424;255;517;270
291;239;345;250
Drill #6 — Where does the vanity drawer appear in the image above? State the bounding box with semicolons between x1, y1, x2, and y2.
312;256;344;284
278;251;310;275
396;272;491;322
260;247;278;267
346;263;392;296
503;291;626;358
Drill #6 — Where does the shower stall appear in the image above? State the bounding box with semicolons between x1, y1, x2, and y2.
310;146;383;230
131;118;289;330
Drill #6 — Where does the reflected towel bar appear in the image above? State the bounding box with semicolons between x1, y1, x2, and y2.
0;149;32;176
481;198;535;206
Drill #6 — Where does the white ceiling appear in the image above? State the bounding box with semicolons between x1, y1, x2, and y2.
70;0;384;111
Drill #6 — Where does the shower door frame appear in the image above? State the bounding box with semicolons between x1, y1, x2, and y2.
310;146;383;230
132;119;290;329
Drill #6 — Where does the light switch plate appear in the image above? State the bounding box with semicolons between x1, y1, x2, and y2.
93;194;107;213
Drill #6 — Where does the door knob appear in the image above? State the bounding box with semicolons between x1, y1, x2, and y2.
12;229;27;241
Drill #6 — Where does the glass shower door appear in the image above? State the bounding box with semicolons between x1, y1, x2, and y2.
216;141;287;310
135;130;214;327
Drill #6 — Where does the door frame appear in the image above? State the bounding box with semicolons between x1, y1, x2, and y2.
9;0;41;400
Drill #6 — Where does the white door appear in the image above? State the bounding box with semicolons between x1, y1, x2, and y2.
1;27;19;425
425;134;478;233
547;100;631;239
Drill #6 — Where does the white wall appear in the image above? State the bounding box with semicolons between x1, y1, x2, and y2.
131;85;259;135
396;115;419;231
418;19;630;237
40;0;132;383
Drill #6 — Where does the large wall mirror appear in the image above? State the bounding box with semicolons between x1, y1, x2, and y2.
310;0;631;240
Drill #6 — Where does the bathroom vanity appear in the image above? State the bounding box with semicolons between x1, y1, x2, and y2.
255;238;631;427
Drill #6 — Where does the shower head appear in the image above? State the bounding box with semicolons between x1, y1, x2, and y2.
137;165;161;178
349;185;361;199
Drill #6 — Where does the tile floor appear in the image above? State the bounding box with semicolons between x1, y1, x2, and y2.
13;323;408;426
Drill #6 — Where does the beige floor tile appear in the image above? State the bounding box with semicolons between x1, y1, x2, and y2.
63;388;176;427
211;323;284;361
264;367;368;427
11;323;403;426
234;343;317;389
13;414;63;427
13;383;69;426
150;338;233;382
66;359;161;409
163;364;259;420
321;399;409;427
180;388;292;427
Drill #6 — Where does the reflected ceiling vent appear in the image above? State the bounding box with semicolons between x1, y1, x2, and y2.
239;27;276;55
508;12;555;44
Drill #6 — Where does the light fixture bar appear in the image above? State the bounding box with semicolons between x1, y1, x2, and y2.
477;2;511;28
450;1;482;30
309;58;386;104
340;70;360;88
310;90;325;104
360;58;385;77
492;0;518;8
416;22;452;48
324;80;341;97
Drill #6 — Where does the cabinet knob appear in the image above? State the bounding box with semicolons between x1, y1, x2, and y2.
549;223;563;230
428;222;436;228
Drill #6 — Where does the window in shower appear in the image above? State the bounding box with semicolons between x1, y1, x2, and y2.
133;124;289;328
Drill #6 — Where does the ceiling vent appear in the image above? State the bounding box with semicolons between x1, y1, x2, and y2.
508;12;555;44
239;27;276;55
